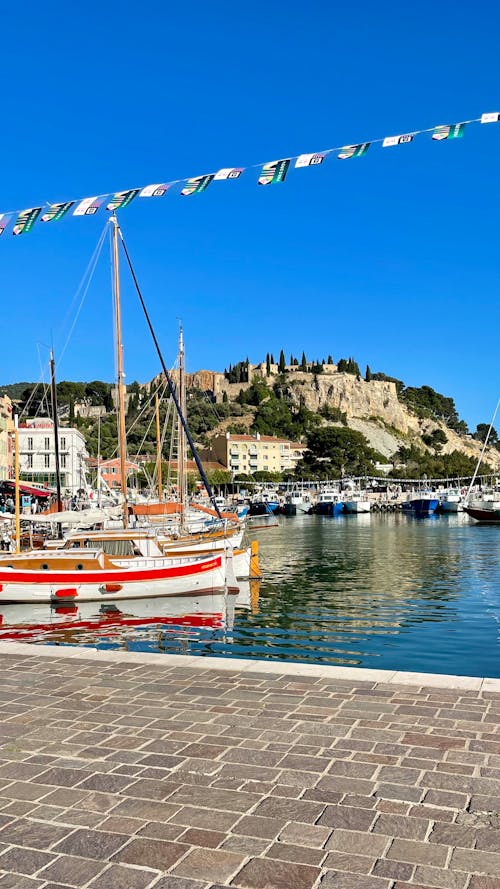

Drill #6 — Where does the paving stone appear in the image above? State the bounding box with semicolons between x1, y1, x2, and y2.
318;805;377;831
413;865;470;888
231;856;320;889
265;841;325;865
450;847;500;875
387;838;450;867
172;847;245;882
178;827;225;847
372;859;414;881
326;829;390;856
52;827;129;859
372;813;430;840
252;796;325;823
0;846;55;874
0;817;71;849
87;864;158;888
36;854;106;886
319;873;391;889
279;821;331;847
112;837;189;870
222;834;270;855
232;815;285;839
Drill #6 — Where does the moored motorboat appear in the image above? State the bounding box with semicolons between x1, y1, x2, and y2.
344;497;371;514
402;493;439;516
464;495;500;523
315;489;344;516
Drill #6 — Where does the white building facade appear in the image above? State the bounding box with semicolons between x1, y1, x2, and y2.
18;419;89;495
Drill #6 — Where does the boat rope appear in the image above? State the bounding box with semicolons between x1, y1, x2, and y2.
116;222;223;520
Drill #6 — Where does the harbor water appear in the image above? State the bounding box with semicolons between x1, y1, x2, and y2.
1;513;499;677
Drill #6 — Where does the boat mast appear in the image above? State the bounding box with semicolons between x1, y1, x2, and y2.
155;390;163;501
49;349;63;537
96;413;102;508
178;325;187;527
111;214;129;529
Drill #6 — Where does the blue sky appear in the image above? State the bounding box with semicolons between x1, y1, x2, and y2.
0;0;499;429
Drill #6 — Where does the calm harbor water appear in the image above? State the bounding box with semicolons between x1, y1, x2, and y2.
1;514;499;677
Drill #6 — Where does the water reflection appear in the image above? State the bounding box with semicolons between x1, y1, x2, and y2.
0;515;499;676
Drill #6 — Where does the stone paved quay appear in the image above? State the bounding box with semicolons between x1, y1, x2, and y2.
0;644;499;889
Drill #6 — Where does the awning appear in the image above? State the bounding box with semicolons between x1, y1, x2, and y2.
0;481;53;499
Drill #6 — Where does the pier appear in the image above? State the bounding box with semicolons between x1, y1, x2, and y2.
0;644;499;888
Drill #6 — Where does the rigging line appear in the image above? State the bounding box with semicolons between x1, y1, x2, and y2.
57;223;108;369
102;374;173;465
134;379;170;462
117;223;222;520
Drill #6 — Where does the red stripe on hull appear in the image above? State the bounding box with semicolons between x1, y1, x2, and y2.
0;556;222;586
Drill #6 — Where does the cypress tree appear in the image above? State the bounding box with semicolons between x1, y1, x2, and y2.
365;365;372;382
327;355;333;364
266;353;271;376
279;350;286;373
301;352;307;372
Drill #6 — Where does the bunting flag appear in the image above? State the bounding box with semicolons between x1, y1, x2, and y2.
73;196;103;216
295;153;325;168
0;214;11;236
0;110;497;240
106;189;140;211
432;123;465;141
12;207;42;236
181;175;214;196
382;134;414;148
214;168;243;180
337;143;370;160
41;201;75;223
139;183;170;197
258;159;291;185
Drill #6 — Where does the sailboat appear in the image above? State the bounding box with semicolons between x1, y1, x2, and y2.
0;216;240;603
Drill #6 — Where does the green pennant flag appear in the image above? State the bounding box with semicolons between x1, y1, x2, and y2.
337;143;370;160
106;189;140;211
432;123;465;141
12;207;42;236
258;159;290;185
41;201;75;223
181;175;214;196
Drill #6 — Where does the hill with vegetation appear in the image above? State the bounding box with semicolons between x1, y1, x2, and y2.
2;353;499;482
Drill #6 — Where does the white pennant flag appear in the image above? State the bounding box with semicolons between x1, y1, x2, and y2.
382;134;414;147
295;153;325;168
481;112;500;124
139;183;170;197
73;196;102;216
214;168;243;180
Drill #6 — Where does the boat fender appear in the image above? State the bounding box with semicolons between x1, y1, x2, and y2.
99;583;123;594
53;588;78;599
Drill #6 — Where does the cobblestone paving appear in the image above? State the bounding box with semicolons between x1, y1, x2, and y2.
0;650;499;888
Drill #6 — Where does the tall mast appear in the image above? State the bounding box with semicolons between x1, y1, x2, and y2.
96;413;102;508
49;350;63;536
155;390;163;501
111;214;128;529
178;325;187;526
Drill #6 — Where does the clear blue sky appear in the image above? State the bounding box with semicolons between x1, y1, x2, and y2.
1;0;499;429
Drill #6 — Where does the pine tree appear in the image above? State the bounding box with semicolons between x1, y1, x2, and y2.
279;350;286;373
266;353;271;376
301;352;307;372
365;365;372;382
327;355;333;364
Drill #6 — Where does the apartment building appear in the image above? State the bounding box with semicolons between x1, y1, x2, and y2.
18;419;89;495
211;432;307;475
0;395;13;481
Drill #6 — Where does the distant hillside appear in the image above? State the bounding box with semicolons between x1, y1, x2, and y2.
3;358;499;479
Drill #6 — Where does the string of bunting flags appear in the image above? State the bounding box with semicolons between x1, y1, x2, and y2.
1;112;499;239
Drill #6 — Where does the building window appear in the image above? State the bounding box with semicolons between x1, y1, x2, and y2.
60;454;67;469
44;437;50;451
27;437;33;451
44;455;50;468
27;454;33;469
60;437;66;450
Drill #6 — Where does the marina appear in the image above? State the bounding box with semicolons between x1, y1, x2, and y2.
1;513;499;678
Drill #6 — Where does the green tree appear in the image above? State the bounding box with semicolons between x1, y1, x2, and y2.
327;355;333;365
266;353;271;376
222;391;228;403
279;350;286;373
296;427;384;478
365;365;372;382
300;352;307;372
474;423;499;446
